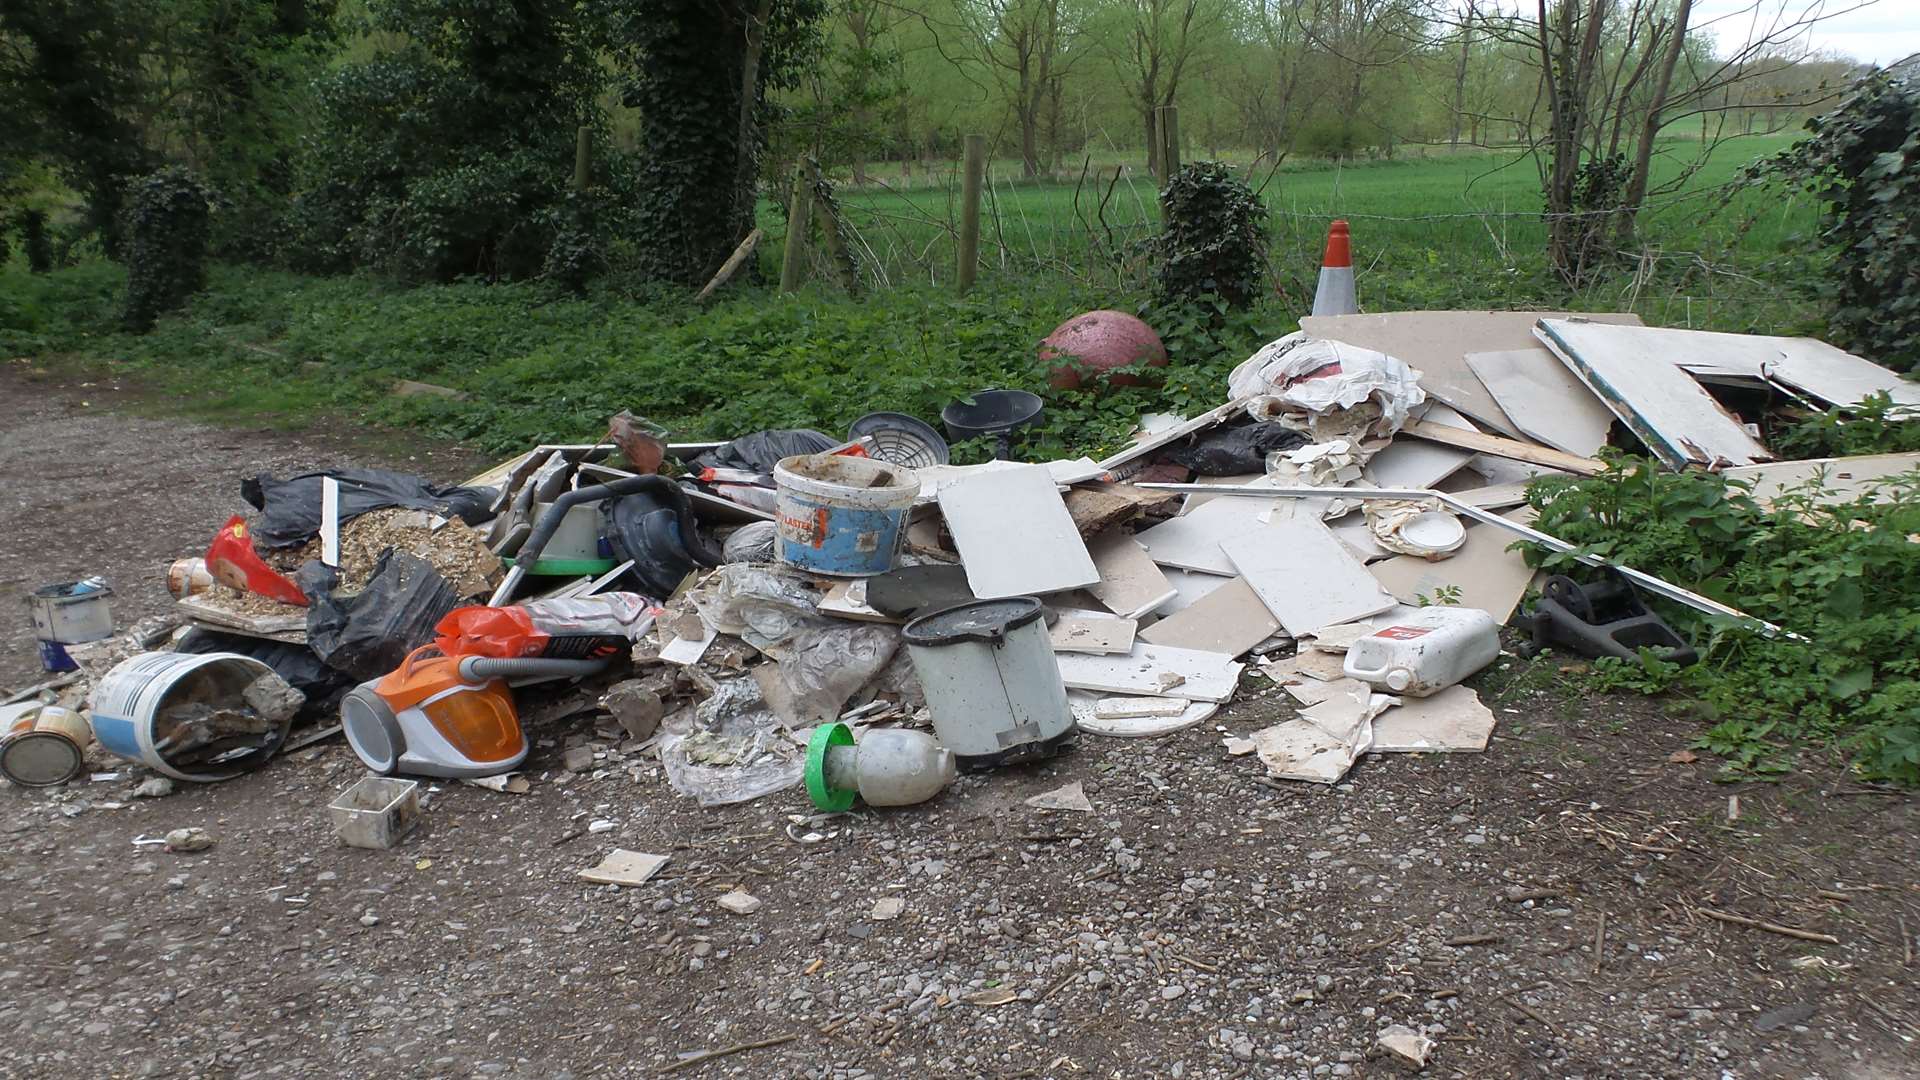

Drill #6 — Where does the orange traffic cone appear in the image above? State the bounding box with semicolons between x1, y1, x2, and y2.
1311;220;1357;317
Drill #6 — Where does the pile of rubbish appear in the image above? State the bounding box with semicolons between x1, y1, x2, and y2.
7;307;1917;822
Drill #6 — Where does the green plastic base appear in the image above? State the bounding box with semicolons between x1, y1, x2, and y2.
805;722;857;812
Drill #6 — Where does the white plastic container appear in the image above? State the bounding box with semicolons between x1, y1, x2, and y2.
329;775;422;849
1342;606;1500;697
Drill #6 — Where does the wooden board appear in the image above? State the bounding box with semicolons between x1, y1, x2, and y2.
1723;452;1920;508
1136;576;1279;656
1063;487;1141;537
1134;495;1275;574
1368;508;1536;623
1465;347;1615;457
1301;310;1645;437
1049;616;1138;654
939;465;1099;599
1055;643;1244;702
1402;419;1605;476
1085;533;1178;619
1222;518;1397;637
174;595;307;642
1535;319;1772;470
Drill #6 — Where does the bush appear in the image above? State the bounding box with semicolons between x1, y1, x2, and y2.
121;168;213;332
21;208;52;272
1527;455;1920;784
1154;161;1268;313
1757;74;1920;371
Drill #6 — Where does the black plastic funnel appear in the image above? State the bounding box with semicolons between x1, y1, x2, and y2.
940;389;1043;460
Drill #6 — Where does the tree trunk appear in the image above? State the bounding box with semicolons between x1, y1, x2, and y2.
1144;107;1159;178
1619;0;1693;232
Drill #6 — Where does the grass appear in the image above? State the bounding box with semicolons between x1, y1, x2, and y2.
0;136;1833;458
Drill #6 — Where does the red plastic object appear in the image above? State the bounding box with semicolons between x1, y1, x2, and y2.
1321;220;1351;268
433;606;550;659
204;516;308;606
1040;310;1169;391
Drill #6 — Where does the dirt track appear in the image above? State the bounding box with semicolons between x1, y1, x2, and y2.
2;364;1917;1080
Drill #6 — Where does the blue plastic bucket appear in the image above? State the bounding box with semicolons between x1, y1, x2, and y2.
773;454;920;577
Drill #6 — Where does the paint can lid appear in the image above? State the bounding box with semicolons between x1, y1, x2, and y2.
0;731;84;787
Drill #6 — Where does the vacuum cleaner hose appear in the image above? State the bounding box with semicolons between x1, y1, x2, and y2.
458;656;612;681
490;474;724;606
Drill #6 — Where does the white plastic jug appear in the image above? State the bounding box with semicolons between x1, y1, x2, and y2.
1342;606;1500;697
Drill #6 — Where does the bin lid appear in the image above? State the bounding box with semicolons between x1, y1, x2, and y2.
903;596;1043;646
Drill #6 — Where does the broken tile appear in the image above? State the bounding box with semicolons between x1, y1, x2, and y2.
577;849;670;887
1025;781;1094;813
1369;685;1495;752
1049;615;1137;655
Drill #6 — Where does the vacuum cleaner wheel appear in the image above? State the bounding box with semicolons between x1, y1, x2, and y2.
341;684;402;776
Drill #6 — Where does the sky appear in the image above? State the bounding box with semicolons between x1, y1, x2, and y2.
1690;0;1920;66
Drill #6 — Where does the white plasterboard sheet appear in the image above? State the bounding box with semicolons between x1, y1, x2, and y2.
1570;323;1920;411
1441;481;1533;511
1369;685;1495;752
1086;532;1178;619
1283;675;1368;706
1364;402;1476;490
1262;648;1350;684
578;849;670;886
1369;508;1536;624
1056;643;1243;702
1223;517;1397;637
1535;319;1771;469
659;623;718;665
1096;398;1251;473
1050;616;1138;654
1067;690;1218;737
939;464;1099;598
1301;310;1645;437
1025;781;1095;812
1137;576;1279;656
1134;495;1274;574
1328;516;1391;563
1465;347;1615;457
1181;472;1272;515
1722;452;1920;508
1160;567;1232;614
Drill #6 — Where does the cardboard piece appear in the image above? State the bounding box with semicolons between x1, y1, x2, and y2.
1134;495;1275;574
939;465;1099;598
1466;347;1615;457
1049;616;1138;655
1055;643;1244;702
1136;576;1279;656
1085;533;1178;619
1535;318;1772;470
578;849;670;887
1224;517;1397;637
1369;508;1537;624
1301;310;1645;436
1369;685;1495;752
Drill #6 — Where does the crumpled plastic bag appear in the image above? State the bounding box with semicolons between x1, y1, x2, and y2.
1229;333;1426;439
242;469;500;549
1161;422;1308;475
721;521;779;564
692;429;836;475
755;621;900;725
657;677;804;807
689;563;821;652
297;552;461;680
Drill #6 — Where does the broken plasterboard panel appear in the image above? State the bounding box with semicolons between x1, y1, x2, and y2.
1364;403;1476;490
1465;347;1615;457
1134;495;1275;574
1249;685;1393;784
578;849;670;887
1262;648;1349;684
1567;324;1920;412
1136;576;1279;656
1055;643;1244;702
1223;517;1397;637
1025;781;1095;812
819;579;899;623
1181;472;1272;515
1369;684;1495;752
1328;515;1392;562
1159;567;1232;614
1369;507;1537;624
1283;674;1368;706
1067;690;1217;737
1085;532;1178;619
939;464;1099;599
1049;616;1138;655
1722;452;1920;508
1301;310;1645;438
1535;318;1772;470
1093;696;1191;719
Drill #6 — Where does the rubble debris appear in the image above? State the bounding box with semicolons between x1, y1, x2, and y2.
133;777;175;799
241;468;500;549
1378;1023;1434;1068
578;849;670;887
163;827;215;853
241;671;306;724
1025;780;1095;813
1369;685;1496;753
1056;643;1242;702
871;896;906;921
1068;691;1216;738
601;679;665;741
1092;697;1189;720
716;890;762;915
285;507;503;598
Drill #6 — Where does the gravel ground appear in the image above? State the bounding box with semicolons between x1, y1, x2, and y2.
3;362;1917;1080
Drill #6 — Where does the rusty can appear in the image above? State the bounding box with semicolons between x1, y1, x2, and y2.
166;557;215;599
0;704;90;787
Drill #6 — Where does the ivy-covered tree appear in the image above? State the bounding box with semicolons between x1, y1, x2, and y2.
291;0;606;281
1759;73;1920;372
606;0;825;285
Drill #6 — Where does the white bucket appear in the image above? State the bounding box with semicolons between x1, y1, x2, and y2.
89;652;289;782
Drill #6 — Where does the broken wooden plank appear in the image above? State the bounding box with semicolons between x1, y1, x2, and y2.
1535;318;1772;470
939;465;1098;599
1402;419;1605;476
1466;347;1615;457
1063;486;1141;537
1223;518;1397;637
1136;576;1279;656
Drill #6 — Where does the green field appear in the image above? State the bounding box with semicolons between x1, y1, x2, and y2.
3;135;1831;460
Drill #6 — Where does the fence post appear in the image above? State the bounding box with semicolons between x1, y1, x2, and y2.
779;164;813;293
573;126;592;191
958;134;986;294
1155;106;1180;183
809;161;857;294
